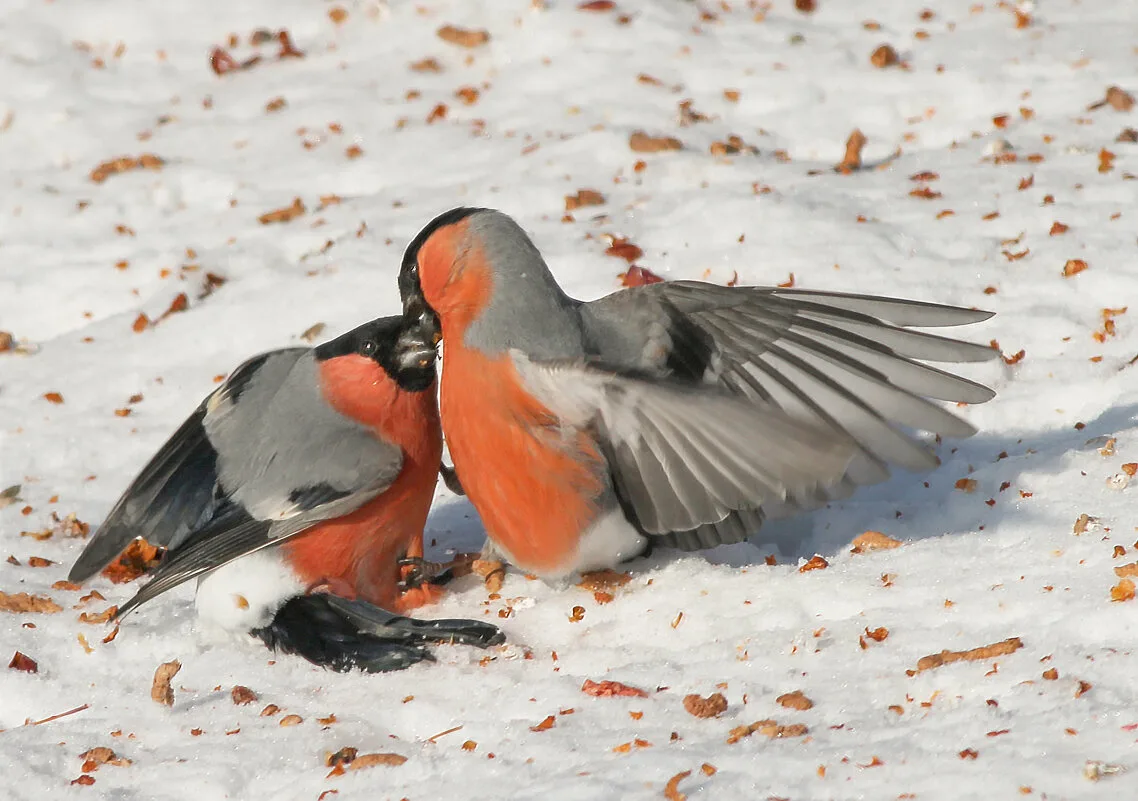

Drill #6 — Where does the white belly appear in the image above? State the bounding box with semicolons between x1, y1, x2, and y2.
194;548;304;633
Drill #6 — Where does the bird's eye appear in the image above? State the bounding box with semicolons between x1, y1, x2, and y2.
359;339;378;357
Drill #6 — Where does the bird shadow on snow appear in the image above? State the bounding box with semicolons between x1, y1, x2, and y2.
423;402;1138;571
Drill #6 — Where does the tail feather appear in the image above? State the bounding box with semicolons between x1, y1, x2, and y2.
249;594;504;673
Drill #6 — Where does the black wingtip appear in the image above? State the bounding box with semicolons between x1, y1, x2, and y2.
250;595;504;673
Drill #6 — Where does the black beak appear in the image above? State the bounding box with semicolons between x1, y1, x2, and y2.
402;290;441;348
395;316;439;372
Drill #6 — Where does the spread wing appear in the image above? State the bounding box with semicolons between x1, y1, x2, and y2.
578;282;997;548
512;352;856;540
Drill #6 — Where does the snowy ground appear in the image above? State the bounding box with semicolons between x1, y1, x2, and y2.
2;0;1137;798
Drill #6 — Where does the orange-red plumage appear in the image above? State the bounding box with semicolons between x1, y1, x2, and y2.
421;227;605;573
283;354;443;612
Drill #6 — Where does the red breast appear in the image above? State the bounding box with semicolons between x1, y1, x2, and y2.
420;223;606;573
281;354;442;610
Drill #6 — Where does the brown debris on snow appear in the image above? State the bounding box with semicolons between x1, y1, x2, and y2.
629;131;683;153
0;592;62;614
870;45;899;68
151;660;181;706
582;679;649;698
664;770;692;801
258;197;306;225
836;129;866;173
102;538;162;584
90;154;164;184
776;690;814;711
915;637;1023;672
8;651;38;672
851;531;902;553
437;25;490;48
727;719;808;743
231;686;258;705
1087;86;1135;112
683;693;727;718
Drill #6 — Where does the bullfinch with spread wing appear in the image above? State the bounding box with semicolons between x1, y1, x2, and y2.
396;208;998;581
68;314;503;672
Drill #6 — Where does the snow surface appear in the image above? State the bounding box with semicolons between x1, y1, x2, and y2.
2;1;1137;798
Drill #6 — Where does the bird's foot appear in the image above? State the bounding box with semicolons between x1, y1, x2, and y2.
397;553;479;590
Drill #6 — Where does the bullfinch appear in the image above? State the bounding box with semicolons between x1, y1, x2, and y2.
68;314;503;672
396;208;998;581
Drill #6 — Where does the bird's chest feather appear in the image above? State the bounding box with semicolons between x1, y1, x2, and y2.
440;342;606;574
284;362;443;605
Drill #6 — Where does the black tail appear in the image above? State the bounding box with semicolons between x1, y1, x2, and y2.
250;594;505;673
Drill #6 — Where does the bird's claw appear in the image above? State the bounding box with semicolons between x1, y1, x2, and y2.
397;554;477;590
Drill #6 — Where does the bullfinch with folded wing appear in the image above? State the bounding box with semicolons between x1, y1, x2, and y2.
68;314;502;672
396;208;998;580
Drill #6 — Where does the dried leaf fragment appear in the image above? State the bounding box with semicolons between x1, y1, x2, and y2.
683;693;727;718
836;129;866;173
620;265;664;287
349;752;407;770
629;131;683;153
43;392;64;404
915;637;1023;672
258;197;306;225
1088;86;1135;112
605;239;643;263
581;679;649;698
955;478;978;493
776;691;814;711
910;186;942;199
664;770;692;801
101;538;162;584
1110;578;1135;602
1063;259;1089;278
727;719;807;743
870;44;899;68
78;606;118;624
565;189;606;211
577;569;632;591
410;58;443;73
300;323;325;343
9;651;38;672
231;686;258;705
151;660;181;706
530;715;556;732
851;530;902;553
799;555;828;572
437;25;490;48
90;154;165;184
1115;562;1138;579
279;714;303;726
79;747;131;770
0;592;62;614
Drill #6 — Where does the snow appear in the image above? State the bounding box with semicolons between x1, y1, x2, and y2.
2;0;1137;798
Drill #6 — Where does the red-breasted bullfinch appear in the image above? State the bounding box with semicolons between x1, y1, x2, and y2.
68;314;503;672
396;208;998;580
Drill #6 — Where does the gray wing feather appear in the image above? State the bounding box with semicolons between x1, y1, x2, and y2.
68;349;308;583
583;281;995;475
513;353;856;537
74;348;405;616
575;281;997;548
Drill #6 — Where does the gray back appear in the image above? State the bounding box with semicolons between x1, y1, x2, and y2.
461;211;588;361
